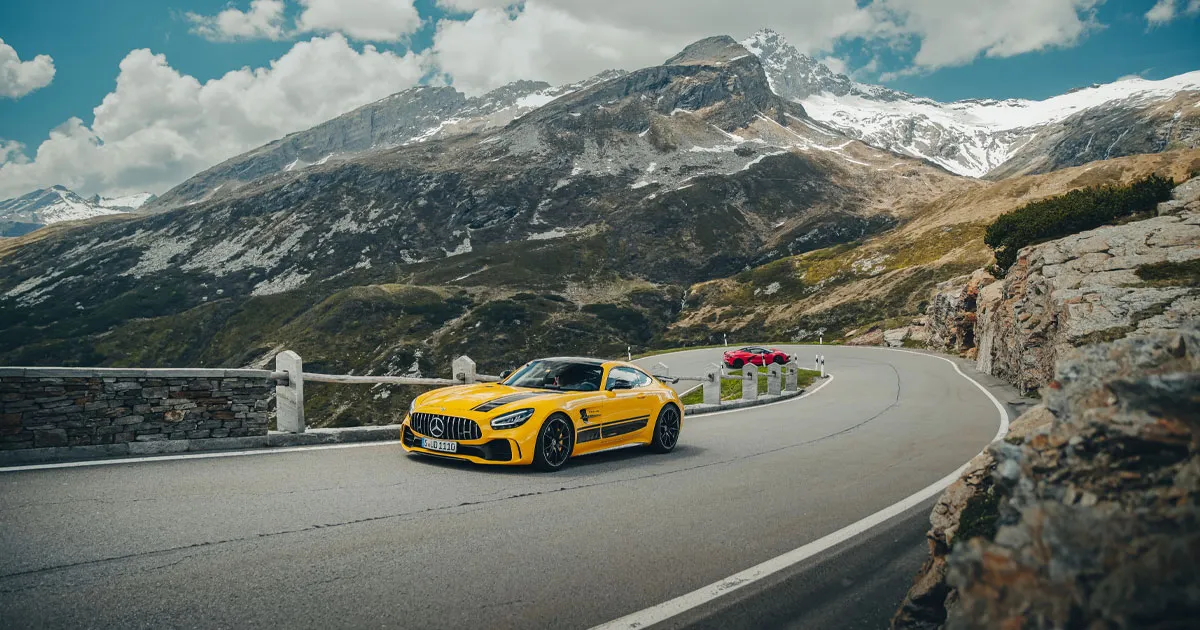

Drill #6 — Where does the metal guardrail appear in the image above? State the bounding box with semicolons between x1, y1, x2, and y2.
301;373;501;386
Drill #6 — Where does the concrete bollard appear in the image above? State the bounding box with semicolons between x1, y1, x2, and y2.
453;355;477;384
742;364;758;401
767;363;782;395
785;360;799;391
275;350;305;434
703;368;721;405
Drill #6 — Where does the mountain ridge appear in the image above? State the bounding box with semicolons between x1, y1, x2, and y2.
0;186;154;237
743;28;1200;178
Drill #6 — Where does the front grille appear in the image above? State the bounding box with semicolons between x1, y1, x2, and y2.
410;412;482;441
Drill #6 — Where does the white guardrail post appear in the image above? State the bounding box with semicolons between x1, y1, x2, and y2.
703;364;721;405
741;364;758;401
767;363;782;395
453;355;477;384
785;360;799;391
275;350;305;434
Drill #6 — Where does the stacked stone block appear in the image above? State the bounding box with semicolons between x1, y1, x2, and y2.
0;370;273;451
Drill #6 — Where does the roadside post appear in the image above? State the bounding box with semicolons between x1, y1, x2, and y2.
785;360;799;391
767;363;782;395
815;354;820;371
742;364;758;401
821;355;826;378
704;364;721;405
275;350;305;434
453;355;477;384
627;346;632;361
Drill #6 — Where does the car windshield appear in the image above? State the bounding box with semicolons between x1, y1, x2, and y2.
502;359;603;391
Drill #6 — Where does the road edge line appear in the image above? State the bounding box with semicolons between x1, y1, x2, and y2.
0;441;395;473
590;348;1011;630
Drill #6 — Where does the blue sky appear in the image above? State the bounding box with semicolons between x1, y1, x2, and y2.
0;0;1198;198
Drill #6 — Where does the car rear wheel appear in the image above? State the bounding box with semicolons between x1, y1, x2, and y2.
533;413;574;472
648;405;681;453
731;358;744;369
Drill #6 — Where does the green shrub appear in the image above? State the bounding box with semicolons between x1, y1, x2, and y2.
985;174;1175;271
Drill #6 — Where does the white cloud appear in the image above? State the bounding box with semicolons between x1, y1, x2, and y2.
0;38;56;99
431;0;1104;94
0;35;426;198
187;0;288;42
820;56;849;76
870;0;1102;71
296;0;422;42
1145;0;1200;26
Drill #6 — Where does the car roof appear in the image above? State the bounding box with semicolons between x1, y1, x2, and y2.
535;357;607;367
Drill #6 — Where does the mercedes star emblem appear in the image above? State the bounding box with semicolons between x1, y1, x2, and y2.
429;416;445;438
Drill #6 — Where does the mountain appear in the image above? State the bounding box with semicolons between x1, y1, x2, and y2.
743;29;1200;178
148;71;627;210
0;34;965;425
0;186;153;237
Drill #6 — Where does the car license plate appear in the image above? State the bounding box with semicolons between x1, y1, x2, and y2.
421;438;457;453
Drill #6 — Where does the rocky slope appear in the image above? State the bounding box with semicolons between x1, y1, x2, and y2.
0;186;153;237
895;324;1200;629
666;150;1200;348
147;72;626;210
745;29;1200;179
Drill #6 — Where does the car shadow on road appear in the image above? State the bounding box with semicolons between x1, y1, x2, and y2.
404;443;708;476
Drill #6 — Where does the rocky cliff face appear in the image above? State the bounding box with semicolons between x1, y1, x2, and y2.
895;324;1200;629
926;269;997;357
974;178;1200;393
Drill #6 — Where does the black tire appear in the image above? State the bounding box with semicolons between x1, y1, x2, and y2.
731;358;744;369
774;355;787;365
532;413;574;472
648;404;681;454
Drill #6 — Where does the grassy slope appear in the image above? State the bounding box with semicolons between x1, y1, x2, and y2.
668;149;1200;344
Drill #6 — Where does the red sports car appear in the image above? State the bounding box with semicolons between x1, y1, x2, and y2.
723;346;791;368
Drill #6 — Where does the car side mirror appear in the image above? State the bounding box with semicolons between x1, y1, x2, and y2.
499;369;512;379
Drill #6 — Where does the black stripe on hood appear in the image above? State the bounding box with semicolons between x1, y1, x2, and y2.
472;391;561;412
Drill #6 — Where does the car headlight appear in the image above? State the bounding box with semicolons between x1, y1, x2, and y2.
490;408;535;430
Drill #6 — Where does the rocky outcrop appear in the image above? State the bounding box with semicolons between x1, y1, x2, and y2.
947;325;1200;628
975;181;1200;393
896;324;1199;629
927;269;997;357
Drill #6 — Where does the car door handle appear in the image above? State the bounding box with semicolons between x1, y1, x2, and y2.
636;393;647;399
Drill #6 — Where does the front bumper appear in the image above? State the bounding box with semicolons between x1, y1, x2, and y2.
400;419;537;466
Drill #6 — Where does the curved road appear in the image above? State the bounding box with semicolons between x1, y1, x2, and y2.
0;346;1010;629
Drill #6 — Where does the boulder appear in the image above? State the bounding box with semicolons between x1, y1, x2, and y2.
927;269;996;354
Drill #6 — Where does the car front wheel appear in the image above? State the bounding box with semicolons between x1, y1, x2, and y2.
774;355;787;365
533;413;574;472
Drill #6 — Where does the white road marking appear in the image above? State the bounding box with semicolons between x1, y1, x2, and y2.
0;441;396;473
591;348;1010;630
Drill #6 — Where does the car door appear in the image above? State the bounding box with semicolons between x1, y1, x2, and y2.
596;366;656;445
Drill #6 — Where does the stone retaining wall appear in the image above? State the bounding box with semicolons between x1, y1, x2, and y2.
0;368;275;452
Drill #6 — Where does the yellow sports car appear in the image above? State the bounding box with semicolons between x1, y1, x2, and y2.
401;357;683;471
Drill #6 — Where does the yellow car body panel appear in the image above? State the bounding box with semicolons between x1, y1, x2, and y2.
400;359;683;467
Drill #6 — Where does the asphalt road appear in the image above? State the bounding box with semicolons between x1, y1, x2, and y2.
0;345;1011;629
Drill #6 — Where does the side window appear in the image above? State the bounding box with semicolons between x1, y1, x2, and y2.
607;367;653;390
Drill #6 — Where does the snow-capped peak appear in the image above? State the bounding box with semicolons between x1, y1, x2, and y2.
744;28;1200;178
0;186;153;235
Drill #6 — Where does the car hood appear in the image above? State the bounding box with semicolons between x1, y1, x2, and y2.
413;384;566;415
